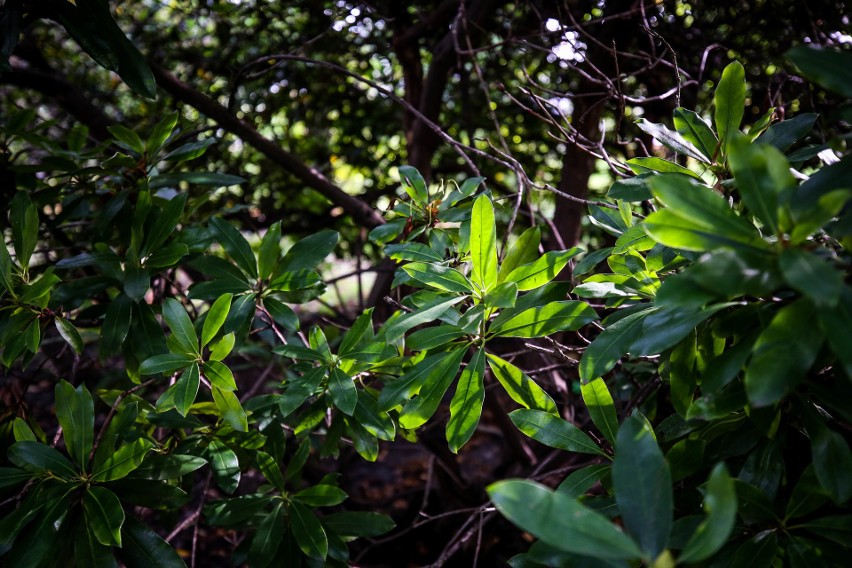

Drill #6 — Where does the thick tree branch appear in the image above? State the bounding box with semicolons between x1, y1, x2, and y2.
150;63;385;229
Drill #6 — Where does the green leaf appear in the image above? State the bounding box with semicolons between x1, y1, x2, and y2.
257;221;282;280
397;347;467;429
162;138;215;162
146;111;178;152
385;243;444;263
383;295;465;343
9;192;38;268
579;307;656;381
329;367;357;416
488;480;643;560
84;486;124;547
756;113;818;151
787;45;852;98
811;427;852;503
557;464;611;498
678;463;737;563
255;450;286;490
173;363;200;416
728;531;778;568
294;484;348;507
779;248;843;308
402;262;473;293
19;271;60;306
212;386;248;432
322;511;395;537
74;521;117;568
484;281;518;309
204;360;237;391
486;354;557;414
8;441;77;478
92;438;154;482
745;300;823;406
673;108;718;161
504;249;581;291
648;175;764;248
636;119;708;163
728;135;795;235
509;409;605;456
398;165;429;204
108;124;144;154
55;317;84;354
249;502;285;567
279;229;339;273
626;157;703;180
206;439;240;494
608;175;654;202
149;172;245;189
139;353;195;375
470;194;498;290
289;501;328;560
498;226;542;282
55;380;94;470
446;348;486;453
714;61;746;155
162;297;198;355
100;293;133;357
378;348;466;413
799;515;852;548
0;467;32;490
12;417;36;442
201;293;232;348
817;287;852;378
131;453;206;480
613;413;672;560
263;297;299;331
119;516;187;568
581;378;619;446
209;217;258;279
209;333;236;362
631;304;729;356
141;194;187;256
489;301;597;338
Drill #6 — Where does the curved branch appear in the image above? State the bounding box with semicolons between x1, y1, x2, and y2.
150;63;386;229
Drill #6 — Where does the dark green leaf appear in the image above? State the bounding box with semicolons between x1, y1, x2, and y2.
0;467;32;490
209;217;257;279
289;501;328;560
100;293;133;357
139;353;196;376
446;348;486;453
627;157;702;180
780;248;843;308
745;300;823;406
10;192;38;267
201;293;232;347
557;464;610;498
205;439;240;494
249;502;285;568
383;295;464;343
756;113;818;151
173;363;200;416
322;511;395;537
83;486;124;547
787;46;852;98
162;297;198;355
150;172;245;189
613;414;672;560
8;441;77;478
92;438;155;482
728;531;778;568
509;409;605;456
384;243;444;263
378;348;466;412
608;175;654;202
488;480;643;559
257;221;282;280
256;451;286;490
131;453;206;481
328;368;357;416
579;307;656;381
55;317;84;354
55;379;94;470
673;108;718;161
581;378;619;446
811;426;852;503
119;516;187;568
162;138;215;162
678;464;737;563
74;521;117;568
279;229;339;273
